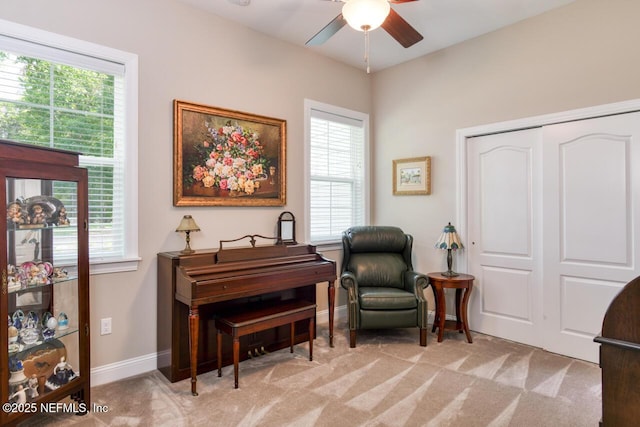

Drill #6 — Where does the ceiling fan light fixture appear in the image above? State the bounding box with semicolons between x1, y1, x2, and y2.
342;0;391;32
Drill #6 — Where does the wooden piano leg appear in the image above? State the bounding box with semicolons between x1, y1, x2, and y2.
217;329;222;377
189;306;199;396
233;336;240;389
309;316;314;361
328;280;335;348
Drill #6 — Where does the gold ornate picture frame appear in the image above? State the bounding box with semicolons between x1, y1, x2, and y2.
174;100;286;206
393;156;431;195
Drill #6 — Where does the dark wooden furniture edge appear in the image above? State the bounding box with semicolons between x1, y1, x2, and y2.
596;274;640;426
594;336;640;352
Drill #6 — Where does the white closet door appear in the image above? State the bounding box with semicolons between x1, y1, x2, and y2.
467;112;640;363
542;112;640;362
467;128;543;347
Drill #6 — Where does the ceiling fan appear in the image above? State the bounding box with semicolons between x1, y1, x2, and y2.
306;0;423;49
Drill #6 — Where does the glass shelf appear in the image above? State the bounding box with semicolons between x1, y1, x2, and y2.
7;224;71;232
8;275;79;295
8;327;79;356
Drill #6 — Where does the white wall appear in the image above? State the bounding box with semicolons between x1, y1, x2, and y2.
0;0;370;370
3;0;639;381
372;0;640;278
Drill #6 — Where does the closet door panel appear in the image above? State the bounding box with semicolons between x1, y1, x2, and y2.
467;128;543;347
542;112;640;362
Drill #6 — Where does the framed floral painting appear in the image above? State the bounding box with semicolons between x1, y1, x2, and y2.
393;156;431;195
173;100;286;206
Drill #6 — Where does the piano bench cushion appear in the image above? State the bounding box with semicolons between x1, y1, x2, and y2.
215;300;316;337
359;287;417;310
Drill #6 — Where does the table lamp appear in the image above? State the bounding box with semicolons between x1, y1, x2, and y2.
176;215;200;254
435;222;463;277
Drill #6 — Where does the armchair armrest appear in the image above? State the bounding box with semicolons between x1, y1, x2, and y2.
340;271;360;330
404;271;428;294
405;270;429;328
340;271;358;291
340;271;360;305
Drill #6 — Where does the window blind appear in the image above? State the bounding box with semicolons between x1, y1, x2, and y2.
309;108;366;243
0;37;127;264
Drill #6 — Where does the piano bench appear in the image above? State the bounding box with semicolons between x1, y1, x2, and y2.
215;300;316;389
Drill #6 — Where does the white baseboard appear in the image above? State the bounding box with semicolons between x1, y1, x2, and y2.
316;304;347;325
90;305;350;387
90;305;432;387
90;352;157;387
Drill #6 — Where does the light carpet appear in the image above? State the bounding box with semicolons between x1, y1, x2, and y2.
22;323;602;426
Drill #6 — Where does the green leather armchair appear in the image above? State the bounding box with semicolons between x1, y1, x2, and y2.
340;226;429;348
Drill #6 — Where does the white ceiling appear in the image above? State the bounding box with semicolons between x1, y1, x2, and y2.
178;0;576;72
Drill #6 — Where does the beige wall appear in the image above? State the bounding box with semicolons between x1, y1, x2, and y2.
2;0;639;373
0;0;369;368
372;0;640;278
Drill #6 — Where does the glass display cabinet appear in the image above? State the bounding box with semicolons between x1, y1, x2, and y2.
0;140;90;426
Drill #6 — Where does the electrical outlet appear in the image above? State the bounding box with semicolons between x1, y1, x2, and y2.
100;317;112;335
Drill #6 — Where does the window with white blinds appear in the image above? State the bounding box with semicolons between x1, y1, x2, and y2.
0;21;139;273
305;99;369;245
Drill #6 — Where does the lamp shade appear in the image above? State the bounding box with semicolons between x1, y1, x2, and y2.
342;0;391;32
435;222;463;250
175;215;200;232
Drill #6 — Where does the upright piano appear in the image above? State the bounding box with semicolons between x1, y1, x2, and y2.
157;242;336;395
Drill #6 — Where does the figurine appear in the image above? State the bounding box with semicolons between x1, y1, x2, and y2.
6;202;26;227
29;203;47;225
42;327;55;341
28;374;39;398
41;312;51;328
42;310;57;340
46;316;58;330
24;263;47;286
10;385;27;404
7;275;21;292
9;357;27;384
26;311;39;327
57;312;69;330
27;264;42;286
19;326;39;345
39;262;53;277
53;267;68;279
13;264;27;288
12;310;24;329
8;325;18;343
46;356;76;389
57;206;69;225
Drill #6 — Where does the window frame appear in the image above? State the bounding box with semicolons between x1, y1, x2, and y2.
0;18;140;274
304;99;370;249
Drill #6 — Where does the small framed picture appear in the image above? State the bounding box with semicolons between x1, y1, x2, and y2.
393;156;431;195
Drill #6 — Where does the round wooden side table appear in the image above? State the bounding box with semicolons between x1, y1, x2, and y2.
427;272;475;343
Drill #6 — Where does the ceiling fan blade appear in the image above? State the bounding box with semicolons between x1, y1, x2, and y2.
306;14;348;46
382;8;424;48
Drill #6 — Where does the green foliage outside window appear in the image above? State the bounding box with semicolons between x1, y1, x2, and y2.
0;53;116;226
